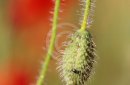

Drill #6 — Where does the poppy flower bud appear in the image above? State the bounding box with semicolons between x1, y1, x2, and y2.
59;30;96;85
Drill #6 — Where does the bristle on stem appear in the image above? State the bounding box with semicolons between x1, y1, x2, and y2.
36;0;61;85
80;0;92;31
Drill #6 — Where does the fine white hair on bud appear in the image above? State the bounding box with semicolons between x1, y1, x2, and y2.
58;30;96;85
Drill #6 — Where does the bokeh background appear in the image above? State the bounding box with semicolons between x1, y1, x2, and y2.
0;0;130;85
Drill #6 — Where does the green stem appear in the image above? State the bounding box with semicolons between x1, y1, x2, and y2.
80;0;91;31
36;0;61;85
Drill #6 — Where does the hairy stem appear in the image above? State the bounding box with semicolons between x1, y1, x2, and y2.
80;0;91;31
36;0;61;85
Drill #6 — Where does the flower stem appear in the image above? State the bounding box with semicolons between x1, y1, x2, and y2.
36;0;61;85
80;0;91;31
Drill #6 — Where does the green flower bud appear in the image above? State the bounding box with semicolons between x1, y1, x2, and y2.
59;30;96;85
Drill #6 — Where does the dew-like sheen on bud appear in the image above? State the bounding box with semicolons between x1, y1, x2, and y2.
59;30;96;85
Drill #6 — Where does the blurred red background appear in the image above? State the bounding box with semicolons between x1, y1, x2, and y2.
0;0;75;85
1;0;130;85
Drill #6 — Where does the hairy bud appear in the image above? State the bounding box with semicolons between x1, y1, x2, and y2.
59;30;96;85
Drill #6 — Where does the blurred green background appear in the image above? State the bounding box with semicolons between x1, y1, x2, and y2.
0;0;130;85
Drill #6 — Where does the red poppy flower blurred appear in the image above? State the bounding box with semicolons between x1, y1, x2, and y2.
2;0;76;85
9;0;53;29
10;68;31;85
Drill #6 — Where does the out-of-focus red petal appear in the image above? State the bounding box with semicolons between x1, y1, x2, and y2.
10;68;31;85
9;0;53;28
